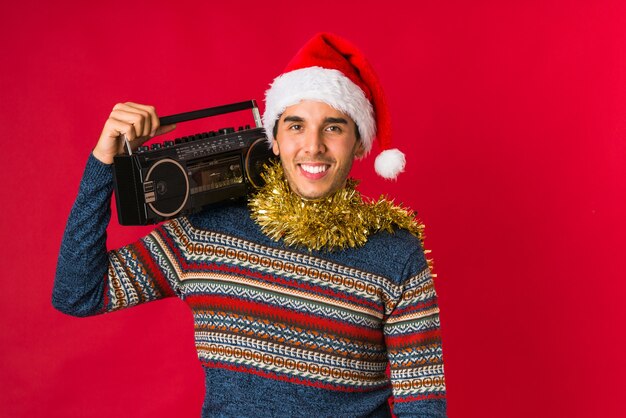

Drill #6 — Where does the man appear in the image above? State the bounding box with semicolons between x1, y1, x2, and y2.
53;33;447;417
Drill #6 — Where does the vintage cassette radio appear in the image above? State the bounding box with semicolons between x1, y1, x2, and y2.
113;100;275;225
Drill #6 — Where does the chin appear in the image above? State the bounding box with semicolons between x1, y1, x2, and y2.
293;179;328;197
292;184;333;200
286;173;341;200
298;190;328;200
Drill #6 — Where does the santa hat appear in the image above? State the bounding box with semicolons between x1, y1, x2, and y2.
263;32;405;180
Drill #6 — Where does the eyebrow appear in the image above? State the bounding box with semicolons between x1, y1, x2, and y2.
282;115;348;124
323;117;348;124
283;115;304;123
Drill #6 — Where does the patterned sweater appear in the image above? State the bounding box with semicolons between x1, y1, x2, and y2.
53;155;447;417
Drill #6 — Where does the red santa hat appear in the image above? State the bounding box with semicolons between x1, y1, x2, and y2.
263;32;406;180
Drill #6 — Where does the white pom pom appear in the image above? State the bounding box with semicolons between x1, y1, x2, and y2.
374;149;406;179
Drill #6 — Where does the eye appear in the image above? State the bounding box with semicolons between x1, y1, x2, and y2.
288;124;302;131
325;125;343;133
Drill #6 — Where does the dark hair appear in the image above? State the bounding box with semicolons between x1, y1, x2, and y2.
272;117;280;139
272;115;361;140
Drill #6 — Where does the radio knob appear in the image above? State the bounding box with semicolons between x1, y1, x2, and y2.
238;126;244;131
245;124;250;130
138;146;149;153
164;140;174;147
151;143;162;150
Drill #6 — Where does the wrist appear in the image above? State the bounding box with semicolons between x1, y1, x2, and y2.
92;148;114;165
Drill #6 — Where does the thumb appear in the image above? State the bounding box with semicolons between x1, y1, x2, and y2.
153;124;177;137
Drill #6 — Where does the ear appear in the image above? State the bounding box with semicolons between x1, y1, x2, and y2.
272;139;280;156
354;140;365;158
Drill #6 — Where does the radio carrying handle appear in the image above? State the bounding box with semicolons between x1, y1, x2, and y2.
159;100;263;128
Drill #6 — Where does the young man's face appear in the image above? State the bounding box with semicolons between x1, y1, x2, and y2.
272;100;364;200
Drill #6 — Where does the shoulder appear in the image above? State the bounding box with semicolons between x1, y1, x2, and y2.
326;229;428;285
187;199;248;225
179;199;272;244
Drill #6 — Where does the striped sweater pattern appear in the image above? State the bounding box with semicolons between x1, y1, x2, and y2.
105;215;445;401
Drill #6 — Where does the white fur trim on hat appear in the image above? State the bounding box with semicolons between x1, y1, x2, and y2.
263;67;376;155
374;148;406;179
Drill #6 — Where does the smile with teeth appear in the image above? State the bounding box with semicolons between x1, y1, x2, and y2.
299;164;329;174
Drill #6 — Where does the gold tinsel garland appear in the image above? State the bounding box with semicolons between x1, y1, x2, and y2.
249;162;427;252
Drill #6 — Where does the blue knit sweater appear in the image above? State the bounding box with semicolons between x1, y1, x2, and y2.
53;155;447;417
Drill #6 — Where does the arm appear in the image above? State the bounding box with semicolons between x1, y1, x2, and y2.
384;249;447;417
52;103;176;316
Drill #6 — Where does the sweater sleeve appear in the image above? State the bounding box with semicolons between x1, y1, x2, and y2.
383;248;447;417
52;154;177;317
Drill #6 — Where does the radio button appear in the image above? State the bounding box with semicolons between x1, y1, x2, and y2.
143;181;155;193
219;127;235;135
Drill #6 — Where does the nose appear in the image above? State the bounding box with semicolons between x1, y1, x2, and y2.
302;129;326;154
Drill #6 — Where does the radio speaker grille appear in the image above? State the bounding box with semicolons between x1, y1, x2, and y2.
145;159;189;217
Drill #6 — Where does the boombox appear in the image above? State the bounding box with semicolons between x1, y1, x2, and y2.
112;100;275;225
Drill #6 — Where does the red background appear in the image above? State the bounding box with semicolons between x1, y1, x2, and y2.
1;1;625;417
